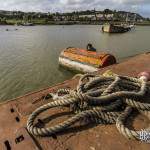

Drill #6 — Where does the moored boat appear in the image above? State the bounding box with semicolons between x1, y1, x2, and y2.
21;22;34;26
59;47;117;73
102;23;132;33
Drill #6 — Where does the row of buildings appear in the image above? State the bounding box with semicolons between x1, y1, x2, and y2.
53;10;144;22
0;9;145;22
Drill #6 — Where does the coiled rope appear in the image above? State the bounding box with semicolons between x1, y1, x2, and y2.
27;73;150;142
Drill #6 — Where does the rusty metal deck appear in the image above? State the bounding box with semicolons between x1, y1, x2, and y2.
0;52;150;150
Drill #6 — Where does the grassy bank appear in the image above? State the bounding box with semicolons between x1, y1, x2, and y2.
1;19;150;26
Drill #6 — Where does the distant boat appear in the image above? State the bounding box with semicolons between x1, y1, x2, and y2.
102;23;132;33
102;13;136;33
21;22;34;26
124;13;136;29
128;24;135;29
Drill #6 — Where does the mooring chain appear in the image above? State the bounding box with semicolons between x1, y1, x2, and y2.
27;72;150;142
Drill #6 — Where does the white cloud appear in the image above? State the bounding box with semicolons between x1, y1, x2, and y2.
0;0;149;17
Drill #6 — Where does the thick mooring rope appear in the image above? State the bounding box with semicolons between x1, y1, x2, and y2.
27;72;150;142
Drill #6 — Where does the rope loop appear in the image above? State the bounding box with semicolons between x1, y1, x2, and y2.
27;73;150;142
116;107;150;140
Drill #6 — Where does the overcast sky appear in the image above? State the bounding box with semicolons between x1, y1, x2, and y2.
0;0;150;17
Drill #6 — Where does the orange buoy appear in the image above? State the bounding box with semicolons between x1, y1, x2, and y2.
59;48;116;73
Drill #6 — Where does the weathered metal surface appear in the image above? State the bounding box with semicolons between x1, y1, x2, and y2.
0;52;150;150
96;52;150;76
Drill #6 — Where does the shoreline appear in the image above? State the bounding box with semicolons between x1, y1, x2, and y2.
1;21;150;26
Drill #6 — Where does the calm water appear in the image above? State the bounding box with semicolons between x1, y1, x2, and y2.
0;25;150;101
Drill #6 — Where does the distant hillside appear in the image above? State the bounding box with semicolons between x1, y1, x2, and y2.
0;9;148;25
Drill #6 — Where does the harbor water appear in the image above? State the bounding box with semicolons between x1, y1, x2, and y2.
0;25;150;101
